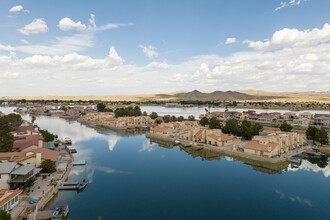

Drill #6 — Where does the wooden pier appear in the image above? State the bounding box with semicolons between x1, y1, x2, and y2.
72;160;86;166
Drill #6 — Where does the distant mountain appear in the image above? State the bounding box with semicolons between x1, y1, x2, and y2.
154;90;275;101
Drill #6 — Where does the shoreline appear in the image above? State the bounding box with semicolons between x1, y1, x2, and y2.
145;133;287;164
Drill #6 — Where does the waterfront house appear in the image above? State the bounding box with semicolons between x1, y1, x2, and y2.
0;189;23;212
235;131;306;157
314;116;330;127
292;118;311;127
0;148;59;167
242;140;280;158
150;126;171;136
0;163;41;189
13;140;48;152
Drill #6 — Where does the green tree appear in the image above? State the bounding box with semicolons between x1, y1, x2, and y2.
142;111;148;116
97;103;106;112
0;117;14;152
199;117;209;126
177;116;185;122
223;119;240;135
306;126;318;143
315;129;329;146
40;159;56;173
188;115;195;121
59;106;68;111
279;122;293;132
170;115;177;122
163;115;171;123
2;113;22;128
0;210;11;220
150;112;158;119
25;177;36;188
40;129;55;142
31;115;36;124
155;119;162;124
133;106;142;116
209;117;221;129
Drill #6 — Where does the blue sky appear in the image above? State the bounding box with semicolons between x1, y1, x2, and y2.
0;0;330;96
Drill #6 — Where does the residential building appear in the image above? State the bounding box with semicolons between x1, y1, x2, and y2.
0;163;41;189
234;132;306;158
0;189;23;212
13;140;48;152
0;148;59;167
314;116;330;127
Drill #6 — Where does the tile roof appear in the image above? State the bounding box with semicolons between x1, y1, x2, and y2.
0;148;59;163
13;135;44;144
13;140;48;151
151;126;170;132
0;189;23;207
15;126;34;132
244;140;278;152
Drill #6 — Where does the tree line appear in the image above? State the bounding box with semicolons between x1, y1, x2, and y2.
200;117;263;140
0;113;22;152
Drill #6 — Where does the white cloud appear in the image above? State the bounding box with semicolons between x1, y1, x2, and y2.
146;61;169;69
1;23;330;96
18;19;48;35
274;0;304;11
59;17;87;31
0;44;15;51
20;39;29;44
139;45;159;58
225;37;237;44
9;5;23;12
1;33;94;55
58;14;134;32
248;23;330;50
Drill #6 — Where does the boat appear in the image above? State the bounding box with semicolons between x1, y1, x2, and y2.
174;140;180;144
52;201;69;219
197;144;204;147
287;157;302;164
292;155;306;159
76;179;87;190
64;137;72;145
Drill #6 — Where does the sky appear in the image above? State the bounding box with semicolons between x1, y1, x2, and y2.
0;0;330;96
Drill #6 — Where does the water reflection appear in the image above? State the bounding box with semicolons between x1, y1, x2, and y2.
274;189;313;207
287;158;330;178
148;138;330;176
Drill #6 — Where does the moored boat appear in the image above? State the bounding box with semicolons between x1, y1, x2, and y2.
52;201;69;219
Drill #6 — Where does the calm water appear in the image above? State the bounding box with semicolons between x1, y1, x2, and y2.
140;106;330;118
1;107;330;219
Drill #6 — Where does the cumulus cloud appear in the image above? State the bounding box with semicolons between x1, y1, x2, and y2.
9;5;23;12
225;37;237;44
146;61;169;69
139;45;159;58
0;33;94;55
18;18;48;35
274;0;305;12
59;17;87;31
58;14;134;32
248;23;330;50
20;39;29;44
0;44;15;51
1;23;330;96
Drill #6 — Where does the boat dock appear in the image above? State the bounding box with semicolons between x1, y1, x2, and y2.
72;160;86;166
69;148;77;153
59;180;87;190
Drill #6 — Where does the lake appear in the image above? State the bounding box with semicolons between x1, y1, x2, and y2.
1;107;330;219
140;106;330;118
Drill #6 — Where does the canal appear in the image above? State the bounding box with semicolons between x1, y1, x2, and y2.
1;107;330;219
